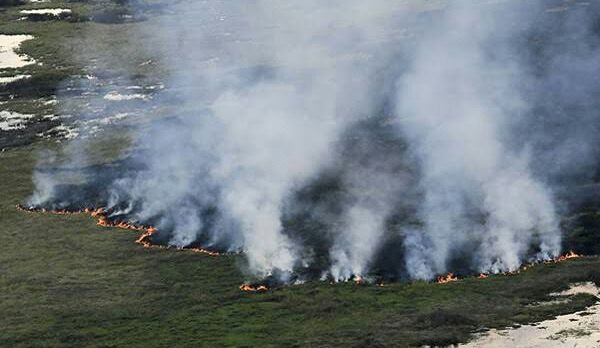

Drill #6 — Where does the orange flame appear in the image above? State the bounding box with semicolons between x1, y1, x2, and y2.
437;272;459;284
239;283;269;292
16;204;584;289
556;250;579;262
16;204;220;256
189;247;221;256
135;227;157;247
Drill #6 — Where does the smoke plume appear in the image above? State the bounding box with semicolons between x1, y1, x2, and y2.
28;1;600;282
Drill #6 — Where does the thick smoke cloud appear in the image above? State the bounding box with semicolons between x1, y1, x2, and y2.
29;1;600;282
394;2;562;278
136;0;410;277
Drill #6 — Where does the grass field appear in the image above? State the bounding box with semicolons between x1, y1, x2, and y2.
1;143;600;347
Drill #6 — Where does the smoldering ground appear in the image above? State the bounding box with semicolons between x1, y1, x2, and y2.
27;0;600;283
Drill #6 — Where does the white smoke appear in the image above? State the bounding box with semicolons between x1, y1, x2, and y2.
395;2;561;278
27;1;600;282
209;82;339;274
107;0;412;277
328;126;414;280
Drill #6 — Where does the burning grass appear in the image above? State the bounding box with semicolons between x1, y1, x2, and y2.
239;283;269;292
437;272;459;284
15;203;586;292
434;251;581;284
15;204;221;256
3;145;600;347
556;250;580;262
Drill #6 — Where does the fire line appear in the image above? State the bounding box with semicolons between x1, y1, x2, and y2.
16;204;220;256
436;251;581;284
16;204;581;291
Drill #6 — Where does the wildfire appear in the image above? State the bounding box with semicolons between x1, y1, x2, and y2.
17;204;585;292
437;272;459;284
556;250;579;262
97;216;110;227
135;227;157;247
88;207;104;217
189;247;221;256
16;204;220;256
239;283;269;292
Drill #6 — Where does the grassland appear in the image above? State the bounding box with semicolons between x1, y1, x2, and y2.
1;143;599;347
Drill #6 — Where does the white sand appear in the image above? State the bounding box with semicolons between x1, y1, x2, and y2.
43;99;58;106
553;282;600;297
20;8;71;16
103;91;149;101
462;283;600;348
42;114;59;121
146;83;165;90
0;110;34;131
55;125;78;139
38;124;78;140
96;112;129;125
0;34;35;69
78;113;129;127
0;74;31;84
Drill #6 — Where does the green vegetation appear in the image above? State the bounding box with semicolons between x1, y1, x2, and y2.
550;328;592;340
0;0;168;148
0;0;24;7
1;143;600;347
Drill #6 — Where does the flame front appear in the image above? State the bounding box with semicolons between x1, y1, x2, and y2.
16;204;584;291
16;204;219;256
239;283;269;292
437;272;458;284
556;250;579;262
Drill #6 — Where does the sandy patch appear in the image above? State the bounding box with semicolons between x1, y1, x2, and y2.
462;283;600;348
0;74;31;84
42;114;59;121
0;35;35;69
146;83;165;90
0;110;34;131
38;124;78;140
43;99;58;106
103;91;149;101
76;113;130;136
77;113;129;127
553;282;600;297
94;112;129;125
20;8;71;16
